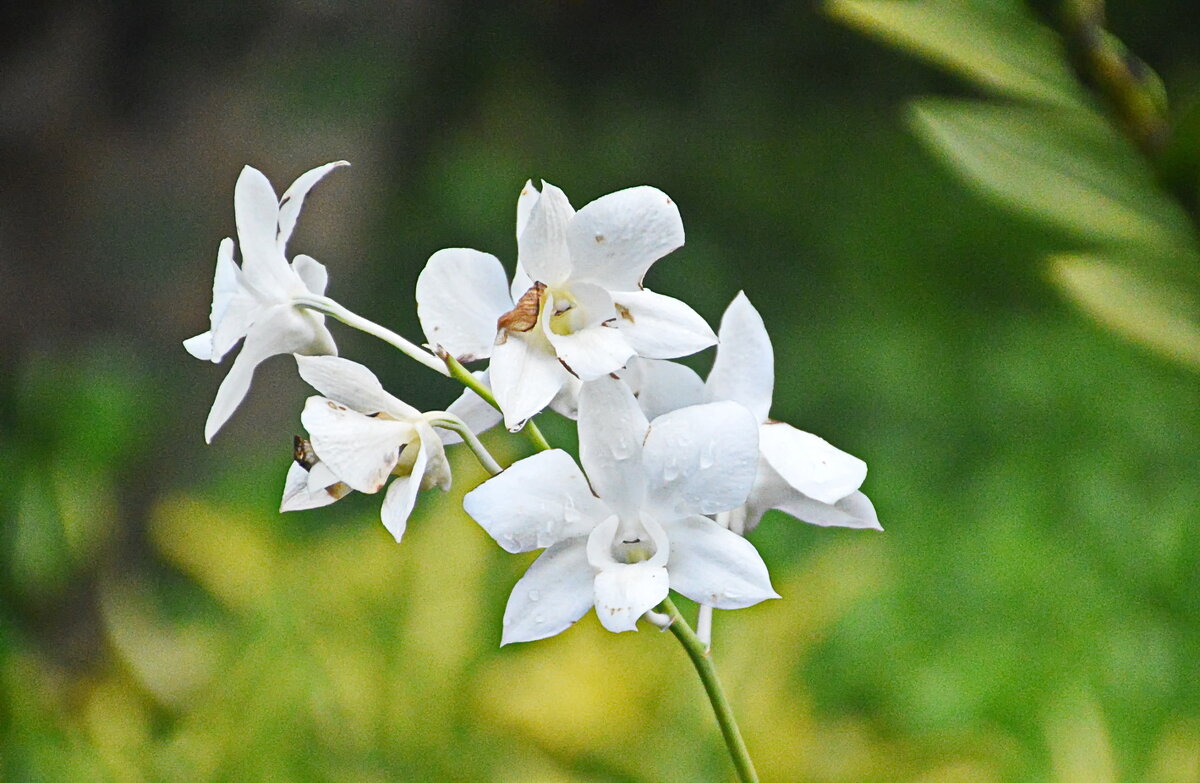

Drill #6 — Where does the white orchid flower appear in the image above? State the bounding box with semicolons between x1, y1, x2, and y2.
287;355;452;543
627;293;880;533
463;375;777;645
416;180;717;431
184;161;348;442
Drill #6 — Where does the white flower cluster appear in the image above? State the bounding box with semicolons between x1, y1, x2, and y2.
187;163;880;645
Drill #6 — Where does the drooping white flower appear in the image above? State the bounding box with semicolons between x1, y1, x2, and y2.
463;375;777;645
284;355;452;542
416;181;716;431
184;161;348;442
628;293;880;533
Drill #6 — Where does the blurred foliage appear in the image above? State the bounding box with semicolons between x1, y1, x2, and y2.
830;0;1200;372
3;1;1200;781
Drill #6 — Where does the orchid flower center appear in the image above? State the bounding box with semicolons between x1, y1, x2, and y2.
611;514;660;564
546;288;584;336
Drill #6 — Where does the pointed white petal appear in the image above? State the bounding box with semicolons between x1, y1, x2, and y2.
515;179;539;241
203;305;329;442
757;477;882;531
642;401;759;516
623;358;705;419
577;376;649;514
518;182;574;286
490;332;568;430
662;515;778;608
706;292;773;421
609;289;716;360
510;263;534;303
567;185;684;291
378;438;429;543
207;238;257;356
291;254;329;296
295;355;416;418
758;421;867;505
209;292;259;363
280;461;344;512
276;161;349;251
233;166;290;297
302;396;412;493
462;449;610;553
439;369;502;445
592;561;669;633
416;248;513;362
501;539;594;645
414;422;452;492
183;331;214;361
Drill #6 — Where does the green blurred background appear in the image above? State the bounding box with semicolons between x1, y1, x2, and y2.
2;1;1198;780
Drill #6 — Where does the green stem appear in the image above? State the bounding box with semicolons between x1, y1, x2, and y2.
657;597;759;783
426;413;502;476
295;294;450;376
439;351;552;453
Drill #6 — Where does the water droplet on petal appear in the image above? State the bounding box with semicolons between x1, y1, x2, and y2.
528;590;541;602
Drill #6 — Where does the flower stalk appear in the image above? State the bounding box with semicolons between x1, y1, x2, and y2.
439;350;552;453
294;293;450;376
427;412;503;476
658;597;760;783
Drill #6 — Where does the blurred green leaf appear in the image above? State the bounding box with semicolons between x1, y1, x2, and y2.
826;0;1087;107
909;99;1198;259
1049;254;1200;370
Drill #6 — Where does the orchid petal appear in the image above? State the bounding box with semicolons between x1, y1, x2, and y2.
280;461;342;512
233;165;289;297
416;248;514;362
291;254;329;296
500;539;594;645
543;314;635;383
577;377;649;514
295;355;417;418
276;161;349;251
515;179;539;241
624;358;705;420
567;185;684;291
490;332;568;430
463;449;610;553
592;566;669;633
758;421;867;505
642;401;759;516
518;182;574;286
706;292;773;421
510;263;534;303
772;489;882;531
203;305;334;442
379;439;430;543
662;515;779;608
301;396;412;493
609;289;716;360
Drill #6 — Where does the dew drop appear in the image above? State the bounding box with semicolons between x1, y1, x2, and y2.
528;590;541;602
533;613;545;624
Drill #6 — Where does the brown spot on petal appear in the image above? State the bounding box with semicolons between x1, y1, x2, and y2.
594;233;605;243
324;481;351;500
498;281;545;333
614;303;634;323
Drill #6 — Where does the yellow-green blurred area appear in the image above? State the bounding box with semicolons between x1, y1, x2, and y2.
2;1;1199;780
